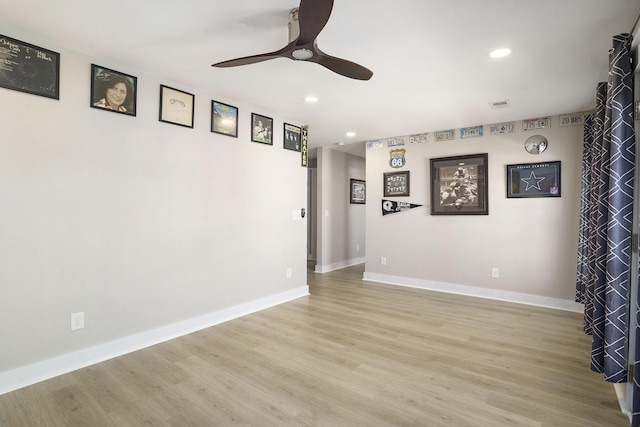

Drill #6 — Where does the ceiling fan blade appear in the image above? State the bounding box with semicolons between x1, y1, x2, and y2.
312;51;373;80
296;0;334;45
212;45;292;68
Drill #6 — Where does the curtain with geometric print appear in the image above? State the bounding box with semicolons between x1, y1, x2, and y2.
575;33;635;395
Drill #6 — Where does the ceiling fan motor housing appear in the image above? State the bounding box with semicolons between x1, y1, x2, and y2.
288;8;315;60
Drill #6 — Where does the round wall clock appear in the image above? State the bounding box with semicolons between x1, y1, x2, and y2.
524;135;548;154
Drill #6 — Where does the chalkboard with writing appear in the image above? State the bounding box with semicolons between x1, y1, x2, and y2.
0;35;59;99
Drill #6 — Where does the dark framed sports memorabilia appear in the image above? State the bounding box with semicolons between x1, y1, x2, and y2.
507;161;561;198
430;153;488;215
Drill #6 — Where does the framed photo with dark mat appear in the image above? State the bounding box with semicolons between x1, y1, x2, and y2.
90;64;137;116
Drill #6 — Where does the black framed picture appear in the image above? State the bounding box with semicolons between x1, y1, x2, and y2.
211;100;238;137
350;179;366;204
507;161;561;198
0;34;60;99
90;64;137;116
159;85;194;128
430;153;488;215
284;123;301;151
384;171;410;197
251;113;273;144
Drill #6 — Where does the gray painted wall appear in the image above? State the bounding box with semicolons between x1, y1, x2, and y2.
0;43;308;379
364;117;583;304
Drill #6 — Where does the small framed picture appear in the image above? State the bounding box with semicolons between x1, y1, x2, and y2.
350;179;366;204
159;85;194;128
90;64;137;116
251;113;273;145
211;100;238;137
384;171;410;197
506;161;561;198
430;153;488;215
283;123;302;151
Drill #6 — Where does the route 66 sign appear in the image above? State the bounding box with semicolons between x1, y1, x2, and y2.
389;148;406;168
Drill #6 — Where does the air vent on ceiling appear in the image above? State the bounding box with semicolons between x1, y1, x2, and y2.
489;100;511;109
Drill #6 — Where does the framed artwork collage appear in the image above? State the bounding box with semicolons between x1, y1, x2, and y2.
0;33;307;162
372;134;561;215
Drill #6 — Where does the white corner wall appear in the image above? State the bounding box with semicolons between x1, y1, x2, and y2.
0;39;308;393
364;117;584;311
316;147;366;272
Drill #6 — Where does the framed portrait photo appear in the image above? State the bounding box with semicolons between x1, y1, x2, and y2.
211;100;238;137
90;64;137;116
384;171;410;197
507;161;561;198
350;179;366;204
283;123;302;151
251;113;273;145
0;34;60;99
159;85;194;128
430;153;488;215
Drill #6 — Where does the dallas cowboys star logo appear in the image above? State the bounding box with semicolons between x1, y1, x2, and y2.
521;171;545;191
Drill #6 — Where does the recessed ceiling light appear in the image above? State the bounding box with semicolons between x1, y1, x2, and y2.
489;48;511;59
346;132;356;137
305;96;319;103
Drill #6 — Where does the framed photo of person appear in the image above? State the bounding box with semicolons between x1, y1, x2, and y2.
90;64;137;116
430;153;488;215
0;34;60;99
211;100;238;137
251;113;273;145
283;123;302;151
159;85;194;128
350;179;366;204
506;161;561;198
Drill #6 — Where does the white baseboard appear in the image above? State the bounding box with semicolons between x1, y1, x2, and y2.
613;383;632;422
0;286;309;396
362;272;583;313
315;257;365;273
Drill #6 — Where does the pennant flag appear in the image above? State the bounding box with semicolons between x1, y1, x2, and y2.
382;199;423;216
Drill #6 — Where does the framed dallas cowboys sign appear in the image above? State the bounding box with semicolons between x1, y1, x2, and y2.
506;161;561;198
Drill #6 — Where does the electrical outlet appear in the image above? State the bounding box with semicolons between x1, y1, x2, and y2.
381;256;387;265
356;244;360;252
286;268;292;279
71;312;84;331
491;268;500;278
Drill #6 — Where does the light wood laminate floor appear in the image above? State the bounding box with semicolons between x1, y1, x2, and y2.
0;263;629;426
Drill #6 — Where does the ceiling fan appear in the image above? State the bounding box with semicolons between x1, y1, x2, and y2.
212;0;373;81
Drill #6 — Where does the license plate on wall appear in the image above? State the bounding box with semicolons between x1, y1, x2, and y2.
523;117;551;131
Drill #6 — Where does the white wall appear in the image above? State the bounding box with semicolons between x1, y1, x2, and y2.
0;40;308;392
364;117;584;310
316;147;366;272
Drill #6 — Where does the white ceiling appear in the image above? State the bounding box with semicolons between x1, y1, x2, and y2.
2;1;639;155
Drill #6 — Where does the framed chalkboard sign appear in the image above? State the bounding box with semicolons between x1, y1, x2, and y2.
0;34;60;99
384;171;410;197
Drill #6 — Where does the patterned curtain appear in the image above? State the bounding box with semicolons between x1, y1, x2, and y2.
575;33;635;389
